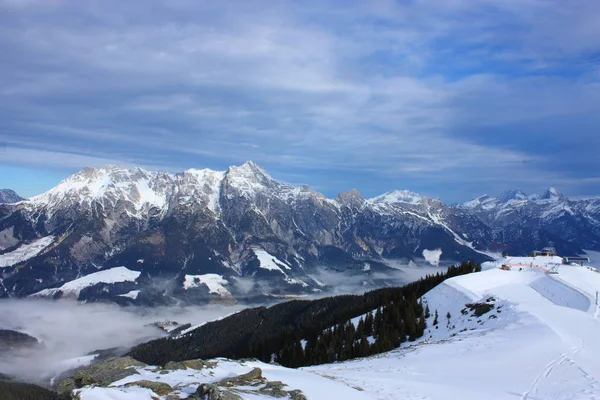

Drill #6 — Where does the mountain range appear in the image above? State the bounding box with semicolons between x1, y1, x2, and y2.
0;161;598;304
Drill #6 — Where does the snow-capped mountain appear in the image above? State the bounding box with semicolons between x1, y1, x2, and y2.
462;188;600;254
0;162;598;304
0;189;23;204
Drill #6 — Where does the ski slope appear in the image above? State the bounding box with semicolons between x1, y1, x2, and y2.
306;257;600;400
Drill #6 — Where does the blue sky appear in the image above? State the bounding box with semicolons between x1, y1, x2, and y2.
1;0;599;203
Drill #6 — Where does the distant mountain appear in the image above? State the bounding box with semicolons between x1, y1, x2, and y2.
461;187;600;255
0;162;598;304
0;189;23;204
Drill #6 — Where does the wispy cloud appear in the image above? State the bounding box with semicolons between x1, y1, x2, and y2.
1;0;599;201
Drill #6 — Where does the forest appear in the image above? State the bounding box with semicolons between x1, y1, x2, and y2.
130;261;481;367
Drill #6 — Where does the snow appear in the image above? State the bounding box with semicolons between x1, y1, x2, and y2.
284;277;309;287
76;359;370;400
306;259;600;399
183;168;225;215
118;290;140;300
422;248;442;266
33;267;140;298
77;386;157;400
183;274;231;296
0;236;55;268
369;190;423;205
226;161;273;199
252;247;291;273
27;166;173;219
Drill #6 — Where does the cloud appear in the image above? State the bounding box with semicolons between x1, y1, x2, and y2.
0;299;244;382
0;0;599;202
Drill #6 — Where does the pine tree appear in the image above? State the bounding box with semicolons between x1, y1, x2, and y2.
433;310;439;326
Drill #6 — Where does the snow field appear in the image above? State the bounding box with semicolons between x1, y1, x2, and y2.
33;266;140;298
0;236;55;268
183;273;231;296
306;262;600;399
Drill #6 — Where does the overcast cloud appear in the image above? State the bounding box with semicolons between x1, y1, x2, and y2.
1;0;599;202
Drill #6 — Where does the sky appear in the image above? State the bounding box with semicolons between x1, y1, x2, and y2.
1;0;599;203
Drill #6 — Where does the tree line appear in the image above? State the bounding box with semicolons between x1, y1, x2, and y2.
129;260;481;368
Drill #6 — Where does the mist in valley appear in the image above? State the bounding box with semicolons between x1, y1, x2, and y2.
0;299;244;383
0;259;449;385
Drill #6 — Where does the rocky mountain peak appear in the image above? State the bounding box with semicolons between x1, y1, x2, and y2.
336;189;365;207
227;161;271;179
0;189;24;204
540;187;563;200
370;190;424;205
497;189;528;203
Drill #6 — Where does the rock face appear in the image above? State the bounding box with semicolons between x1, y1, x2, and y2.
0;162;597;304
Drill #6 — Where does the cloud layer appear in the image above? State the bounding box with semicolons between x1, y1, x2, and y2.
1;0;599;201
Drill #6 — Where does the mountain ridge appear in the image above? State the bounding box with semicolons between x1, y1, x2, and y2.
0;189;24;204
0;162;598;304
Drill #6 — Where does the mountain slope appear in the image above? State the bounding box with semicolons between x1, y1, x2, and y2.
306;259;600;399
0;163;489;303
0;162;598;304
462;188;600;254
0;189;23;204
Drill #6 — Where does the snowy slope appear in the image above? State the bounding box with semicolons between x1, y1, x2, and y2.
0;236;55;268
33;267;140;298
75;359;371;400
183;274;231;296
306;259;600;399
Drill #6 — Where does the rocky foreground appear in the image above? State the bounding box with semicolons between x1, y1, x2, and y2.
54;355;346;400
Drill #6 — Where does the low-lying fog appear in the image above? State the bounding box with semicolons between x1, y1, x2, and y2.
0;300;245;383
0;261;448;384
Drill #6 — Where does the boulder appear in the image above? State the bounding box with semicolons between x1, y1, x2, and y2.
191;383;241;400
125;380;173;395
61;356;145;391
164;361;187;370
181;358;217;370
218;367;263;387
289;390;308;400
258;380;287;398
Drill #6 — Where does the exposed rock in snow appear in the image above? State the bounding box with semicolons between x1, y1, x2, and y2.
183;274;231;296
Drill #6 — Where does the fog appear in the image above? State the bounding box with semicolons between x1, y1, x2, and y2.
0;260;449;384
0;299;244;383
306;260;447;297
